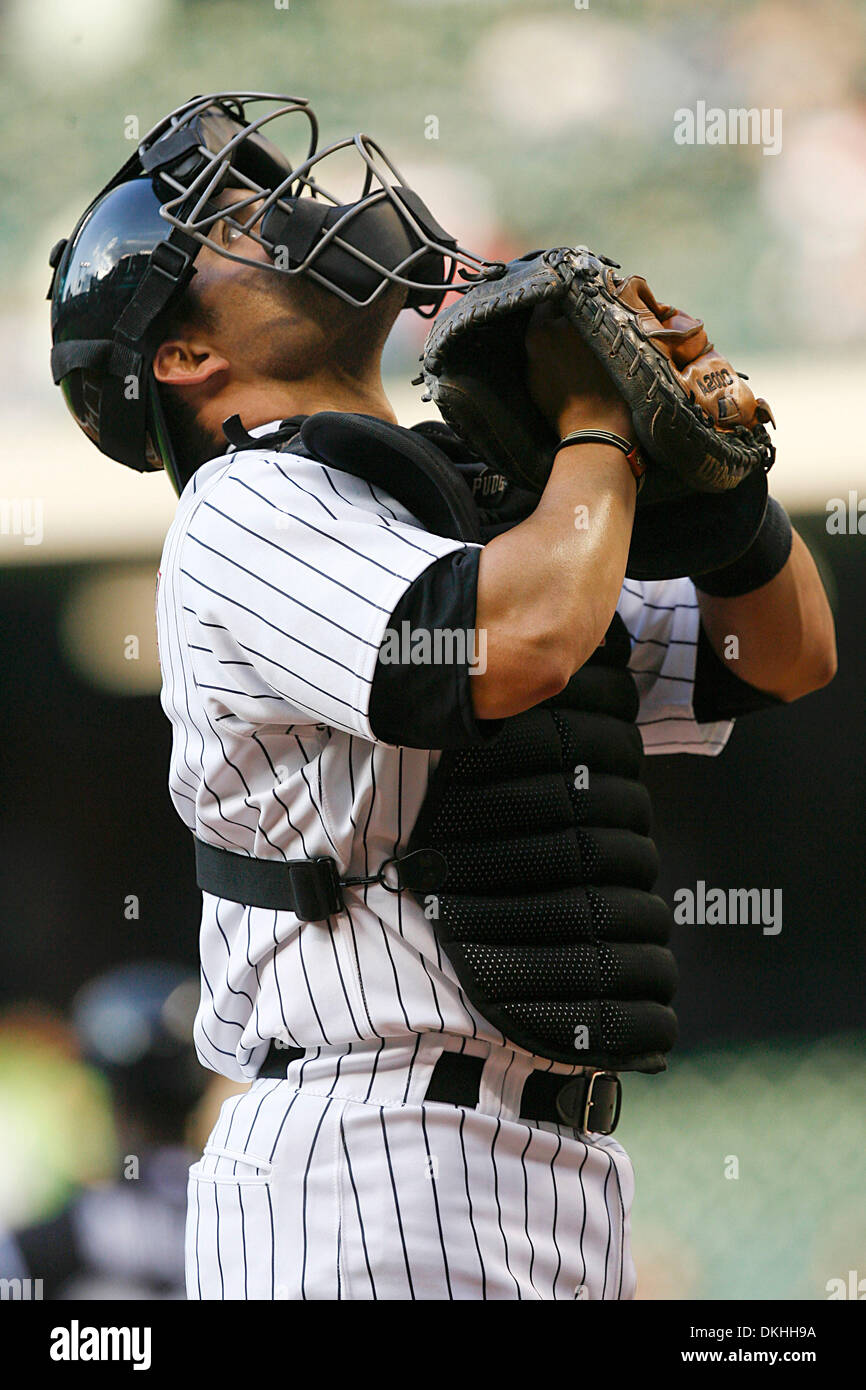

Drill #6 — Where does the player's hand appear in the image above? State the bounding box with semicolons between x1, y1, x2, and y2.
526;302;635;441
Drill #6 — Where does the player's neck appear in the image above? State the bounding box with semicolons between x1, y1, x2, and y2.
200;368;399;442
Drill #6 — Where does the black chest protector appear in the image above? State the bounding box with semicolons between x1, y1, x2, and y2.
261;411;678;1072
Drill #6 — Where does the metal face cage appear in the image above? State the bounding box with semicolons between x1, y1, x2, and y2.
141;92;497;315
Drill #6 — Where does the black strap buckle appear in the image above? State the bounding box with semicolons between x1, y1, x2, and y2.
193;838;447;923
148;239;192;283
287;857;344;922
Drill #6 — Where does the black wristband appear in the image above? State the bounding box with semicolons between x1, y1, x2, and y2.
691;497;793;597
554;429;646;489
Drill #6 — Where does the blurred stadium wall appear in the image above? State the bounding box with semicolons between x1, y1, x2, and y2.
0;0;864;1300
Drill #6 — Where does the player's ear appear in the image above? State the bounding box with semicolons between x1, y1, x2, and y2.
153;339;229;387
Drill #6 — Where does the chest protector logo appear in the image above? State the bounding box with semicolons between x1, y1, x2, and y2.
287;412;678;1072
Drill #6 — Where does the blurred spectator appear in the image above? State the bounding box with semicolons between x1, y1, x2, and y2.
0;962;207;1299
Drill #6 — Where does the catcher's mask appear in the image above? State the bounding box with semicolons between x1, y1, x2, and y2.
48;92;494;493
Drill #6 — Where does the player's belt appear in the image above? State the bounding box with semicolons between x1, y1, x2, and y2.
258;1043;621;1134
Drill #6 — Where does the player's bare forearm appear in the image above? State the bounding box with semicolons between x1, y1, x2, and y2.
473;441;636;719
472;316;639;721
697;528;837;702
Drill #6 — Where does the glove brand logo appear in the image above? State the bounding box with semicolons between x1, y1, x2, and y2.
698;368;735;393
673;102;782;157
378;621;487;674
673;881;782;935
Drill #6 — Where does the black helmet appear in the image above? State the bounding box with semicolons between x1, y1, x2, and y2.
48;91;495;493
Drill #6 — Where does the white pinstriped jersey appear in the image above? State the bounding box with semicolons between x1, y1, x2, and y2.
155;425;734;1084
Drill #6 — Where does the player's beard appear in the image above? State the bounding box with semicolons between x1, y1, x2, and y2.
155;379;226;480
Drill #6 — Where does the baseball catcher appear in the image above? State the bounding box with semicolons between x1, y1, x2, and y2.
49;92;836;1300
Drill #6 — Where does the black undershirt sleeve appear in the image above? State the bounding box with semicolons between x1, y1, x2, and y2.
693;621;785;723
369;547;504;749
372;552;783;739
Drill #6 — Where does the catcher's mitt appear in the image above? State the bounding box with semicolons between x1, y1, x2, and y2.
419;246;776;579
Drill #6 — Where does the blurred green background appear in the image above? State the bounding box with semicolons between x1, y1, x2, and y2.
0;0;864;1302
4;0;866;349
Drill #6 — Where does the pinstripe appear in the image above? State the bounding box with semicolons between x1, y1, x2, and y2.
341;903;377;1037
324;925;365;1041
226;475;436;577
266;455;341;518
600;1151;614;1301
420;1106;453;1297
576;1145;589;1295
268;911;296;1044
182;563;375;706
621;584;698;610
608;1147;628;1300
340;1113;377;1299
457;1107;486;1299
379;1108;415;1299
361;1037;386;1104
204;493;400;607
519;1127;541;1299
549;1133;564;1297
361;751;414;1035
199;704;288;860
213;1183;224;1298
400;1033;422;1106
238;1185;248;1298
295;912;332;1043
200;965;256;1064
169;528;255;846
300;1097;334;1300
299;763;339;855
266;1186;276;1300
491;1120;521;1299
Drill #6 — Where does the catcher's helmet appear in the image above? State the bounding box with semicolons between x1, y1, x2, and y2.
49;92;494;493
71;961;204;1119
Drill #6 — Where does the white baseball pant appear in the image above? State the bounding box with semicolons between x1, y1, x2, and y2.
185;1037;636;1301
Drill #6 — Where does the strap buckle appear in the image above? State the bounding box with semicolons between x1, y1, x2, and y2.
556;1072;622;1134
148;239;192;283
287;857;344;922
341;847;448;897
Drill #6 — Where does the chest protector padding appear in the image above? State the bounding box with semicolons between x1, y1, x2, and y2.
409;613;677;1073
288;412;678;1073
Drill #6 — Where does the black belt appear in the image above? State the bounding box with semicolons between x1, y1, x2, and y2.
259;1043;621;1134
